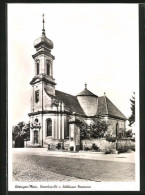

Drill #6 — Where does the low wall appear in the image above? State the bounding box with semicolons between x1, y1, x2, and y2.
81;138;135;153
81;138;116;152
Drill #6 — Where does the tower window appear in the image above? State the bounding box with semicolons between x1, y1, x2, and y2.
47;63;50;76
35;90;39;103
36;62;39;75
46;119;52;136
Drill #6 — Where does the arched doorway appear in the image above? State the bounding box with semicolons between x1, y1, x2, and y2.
34;130;38;144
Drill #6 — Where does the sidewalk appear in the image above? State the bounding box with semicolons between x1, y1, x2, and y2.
13;148;135;163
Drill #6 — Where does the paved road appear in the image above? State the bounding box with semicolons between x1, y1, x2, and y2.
13;148;135;163
12;148;135;182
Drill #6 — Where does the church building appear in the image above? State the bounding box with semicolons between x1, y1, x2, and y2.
28;17;127;149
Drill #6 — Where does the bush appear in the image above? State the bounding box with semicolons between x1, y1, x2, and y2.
130;142;135;151
101;140;116;154
56;142;61;150
117;142;131;153
91;143;100;151
125;129;133;138
48;144;51;150
69;146;74;151
106;134;116;142
84;146;91;151
104;145;115;154
117;128;125;139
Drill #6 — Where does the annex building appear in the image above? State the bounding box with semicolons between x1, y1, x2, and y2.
28;18;127;150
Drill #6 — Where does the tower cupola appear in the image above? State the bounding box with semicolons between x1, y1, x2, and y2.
34;35;53;50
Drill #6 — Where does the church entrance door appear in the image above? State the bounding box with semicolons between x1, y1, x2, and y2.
34;130;38;144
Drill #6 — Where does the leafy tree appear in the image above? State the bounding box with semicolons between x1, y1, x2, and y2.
22;122;30;140
80;121;89;139
80;117;108;139
128;92;135;127
12;121;30;140
90;118;108;138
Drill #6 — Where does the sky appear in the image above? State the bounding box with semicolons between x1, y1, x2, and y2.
8;4;139;127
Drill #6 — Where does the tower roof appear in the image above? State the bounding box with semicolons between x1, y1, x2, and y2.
77;83;98;97
34;36;53;49
33;14;53;50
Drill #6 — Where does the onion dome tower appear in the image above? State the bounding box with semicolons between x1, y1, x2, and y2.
30;14;56;97
77;83;98;116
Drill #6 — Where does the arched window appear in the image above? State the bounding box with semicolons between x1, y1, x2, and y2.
46;119;52;136
36;62;39;75
47;63;50;76
116;123;119;136
35;90;39;103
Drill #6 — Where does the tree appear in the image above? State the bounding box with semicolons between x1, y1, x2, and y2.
80;117;108;139
22;122;30;140
12;121;30;140
80;121;89;139
128;92;135;127
90;118;108;138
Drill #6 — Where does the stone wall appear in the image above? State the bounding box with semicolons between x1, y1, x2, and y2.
107;118;126;135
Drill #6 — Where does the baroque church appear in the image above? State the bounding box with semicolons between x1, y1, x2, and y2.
28;17;127;150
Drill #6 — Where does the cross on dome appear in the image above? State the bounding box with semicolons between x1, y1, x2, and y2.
42;14;45;36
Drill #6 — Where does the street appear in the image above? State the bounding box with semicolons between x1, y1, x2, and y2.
12;148;135;182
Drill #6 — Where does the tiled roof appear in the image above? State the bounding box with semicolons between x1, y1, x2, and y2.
45;88;126;119
77;88;98;97
106;97;127;119
97;96;108;115
55;90;85;115
97;96;127;120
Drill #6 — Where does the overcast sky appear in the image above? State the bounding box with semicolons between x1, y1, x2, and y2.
8;4;139;126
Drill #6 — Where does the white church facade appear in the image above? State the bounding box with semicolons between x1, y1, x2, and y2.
28;17;127;150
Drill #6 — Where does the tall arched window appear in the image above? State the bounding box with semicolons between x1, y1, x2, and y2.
36;62;39;75
116;123;119;136
46;119;52;136
47;63;50;76
35;90;39;103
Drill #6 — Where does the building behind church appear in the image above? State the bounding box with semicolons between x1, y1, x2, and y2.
28;17;127;150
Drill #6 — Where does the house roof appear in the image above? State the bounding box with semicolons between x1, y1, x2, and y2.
55;90;85;115
97;96;127;120
77;88;98;97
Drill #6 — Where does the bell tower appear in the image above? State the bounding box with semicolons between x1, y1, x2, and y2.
30;14;56;98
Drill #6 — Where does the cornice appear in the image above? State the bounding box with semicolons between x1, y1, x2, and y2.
30;75;56;85
32;51;55;60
